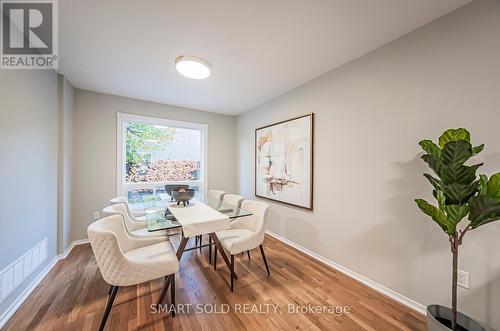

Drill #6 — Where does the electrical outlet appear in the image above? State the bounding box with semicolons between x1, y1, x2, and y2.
458;270;469;289
93;211;100;220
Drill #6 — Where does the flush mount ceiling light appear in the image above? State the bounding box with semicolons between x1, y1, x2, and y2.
175;55;211;79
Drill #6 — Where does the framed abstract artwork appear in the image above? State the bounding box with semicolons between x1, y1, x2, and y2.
255;113;314;210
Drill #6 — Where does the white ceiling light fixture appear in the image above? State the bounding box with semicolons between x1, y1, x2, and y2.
175;55;211;79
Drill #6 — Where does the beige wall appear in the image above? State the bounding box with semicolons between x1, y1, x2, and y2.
236;0;500;329
0;70;59;315
71;90;237;242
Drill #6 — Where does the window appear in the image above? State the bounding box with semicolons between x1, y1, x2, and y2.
117;113;207;200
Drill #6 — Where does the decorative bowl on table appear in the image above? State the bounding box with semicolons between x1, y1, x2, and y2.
165;184;189;201
171;188;195;206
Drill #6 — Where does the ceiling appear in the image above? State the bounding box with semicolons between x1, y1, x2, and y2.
59;0;472;115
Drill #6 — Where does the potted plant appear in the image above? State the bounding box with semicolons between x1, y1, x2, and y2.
415;128;500;331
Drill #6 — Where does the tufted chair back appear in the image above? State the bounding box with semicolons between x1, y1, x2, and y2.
207;189;225;209
102;203;144;232
87;215;135;285
230;200;269;243
109;196;127;204
222;194;244;208
109;196;146;219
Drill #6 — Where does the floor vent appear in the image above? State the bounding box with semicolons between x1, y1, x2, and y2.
0;238;47;301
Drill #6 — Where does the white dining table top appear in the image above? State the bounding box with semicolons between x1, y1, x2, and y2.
166;200;230;238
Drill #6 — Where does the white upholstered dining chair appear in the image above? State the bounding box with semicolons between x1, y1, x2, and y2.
199;190;226;258
87;215;179;331
214;200;270;291
220;193;245;259
102;203;167;238
207;189;225;208
222;194;244;209
109;196;146;220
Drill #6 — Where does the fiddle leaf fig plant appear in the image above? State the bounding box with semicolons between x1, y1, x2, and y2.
415;128;500;330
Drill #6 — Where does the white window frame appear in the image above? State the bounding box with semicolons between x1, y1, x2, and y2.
116;112;208;197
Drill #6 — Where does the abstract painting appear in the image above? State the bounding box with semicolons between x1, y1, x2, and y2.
255;113;313;210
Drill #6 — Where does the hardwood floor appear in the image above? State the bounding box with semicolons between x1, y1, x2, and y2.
3;235;425;331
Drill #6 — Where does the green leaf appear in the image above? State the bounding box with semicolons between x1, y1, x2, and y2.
471;164;483;170
439;128;471;148
479;175;488;195
442;181;479;204
125;122;176;178
440;140;472;165
472;144;484;156
468;196;500;228
486;173;500;200
437;190;446;211
445;204;469;225
423;173;442;191
440;163;482;185
421;154;444;178
415;199;455;235
419;140;441;158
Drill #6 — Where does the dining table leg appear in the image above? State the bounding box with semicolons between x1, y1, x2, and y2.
213;248;217;270
176;236;189;260
208;233;237;280
157;232;189;306
157;275;171;305
208;236;212;264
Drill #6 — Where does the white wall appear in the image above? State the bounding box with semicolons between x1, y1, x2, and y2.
0;70;59;315
57;75;75;254
71;90;237;242
236;0;500;329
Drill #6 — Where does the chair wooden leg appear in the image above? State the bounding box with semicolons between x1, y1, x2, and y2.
199;235;202;252
170;275;176;317
259;244;270;275
213;247;217;270
195;236;198;246
157;275;171;305
99;285;118;331
208;236;212;264
230;254;234;292
247;251;251;260
209;233;237;280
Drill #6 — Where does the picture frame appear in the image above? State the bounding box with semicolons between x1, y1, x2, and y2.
254;113;314;210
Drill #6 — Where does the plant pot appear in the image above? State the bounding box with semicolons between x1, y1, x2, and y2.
427;305;489;331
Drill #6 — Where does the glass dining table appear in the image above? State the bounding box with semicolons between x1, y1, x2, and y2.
128;193;251;289
128;193;252;233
